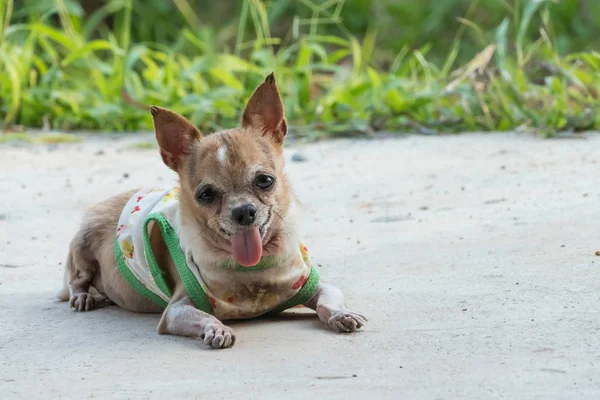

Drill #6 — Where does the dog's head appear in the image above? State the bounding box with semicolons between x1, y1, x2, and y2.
150;73;295;267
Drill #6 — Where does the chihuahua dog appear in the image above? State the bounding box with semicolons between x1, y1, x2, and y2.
58;73;366;348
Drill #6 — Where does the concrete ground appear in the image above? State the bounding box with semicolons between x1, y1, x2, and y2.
0;132;599;399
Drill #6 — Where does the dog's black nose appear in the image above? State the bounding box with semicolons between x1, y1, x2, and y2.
232;204;257;226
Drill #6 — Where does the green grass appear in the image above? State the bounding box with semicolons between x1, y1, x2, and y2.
36;132;82;143
0;131;80;143
0;133;32;143
1;0;600;138
127;141;156;150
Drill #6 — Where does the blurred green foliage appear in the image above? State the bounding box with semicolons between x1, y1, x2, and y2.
1;0;600;137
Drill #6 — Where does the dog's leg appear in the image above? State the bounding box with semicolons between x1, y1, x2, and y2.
67;233;104;312
304;282;367;333
157;287;235;349
67;250;96;311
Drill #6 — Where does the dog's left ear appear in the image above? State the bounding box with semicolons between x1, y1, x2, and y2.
242;72;287;146
150;106;202;171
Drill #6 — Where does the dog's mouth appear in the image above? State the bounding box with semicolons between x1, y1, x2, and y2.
218;208;272;267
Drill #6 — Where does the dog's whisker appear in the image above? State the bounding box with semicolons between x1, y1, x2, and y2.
271;207;291;229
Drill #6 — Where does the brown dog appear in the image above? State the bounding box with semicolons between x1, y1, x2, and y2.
58;73;366;348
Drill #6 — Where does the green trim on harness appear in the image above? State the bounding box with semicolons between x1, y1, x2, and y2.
271;266;320;313
142;216;173;299
114;237;168;307
144;213;214;314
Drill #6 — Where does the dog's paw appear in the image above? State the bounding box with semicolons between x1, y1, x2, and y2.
69;292;95;312
200;322;236;349
326;310;367;333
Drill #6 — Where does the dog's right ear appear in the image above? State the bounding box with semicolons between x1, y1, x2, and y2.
150;106;202;171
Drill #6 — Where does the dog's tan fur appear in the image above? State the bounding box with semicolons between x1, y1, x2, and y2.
59;74;366;348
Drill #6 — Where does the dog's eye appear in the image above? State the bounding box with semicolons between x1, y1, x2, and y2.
196;187;216;203
255;174;275;189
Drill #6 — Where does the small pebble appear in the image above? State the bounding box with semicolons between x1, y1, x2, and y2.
371;215;411;223
291;152;307;162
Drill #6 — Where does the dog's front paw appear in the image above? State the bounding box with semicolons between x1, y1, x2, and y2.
69;292;95;312
201;322;236;349
326;310;367;333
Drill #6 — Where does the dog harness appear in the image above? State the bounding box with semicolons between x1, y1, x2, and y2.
114;187;319;320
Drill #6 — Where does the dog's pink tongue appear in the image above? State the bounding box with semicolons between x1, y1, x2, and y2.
231;227;263;267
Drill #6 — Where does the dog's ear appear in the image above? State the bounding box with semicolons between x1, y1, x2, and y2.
242;72;287;146
150;106;202;171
